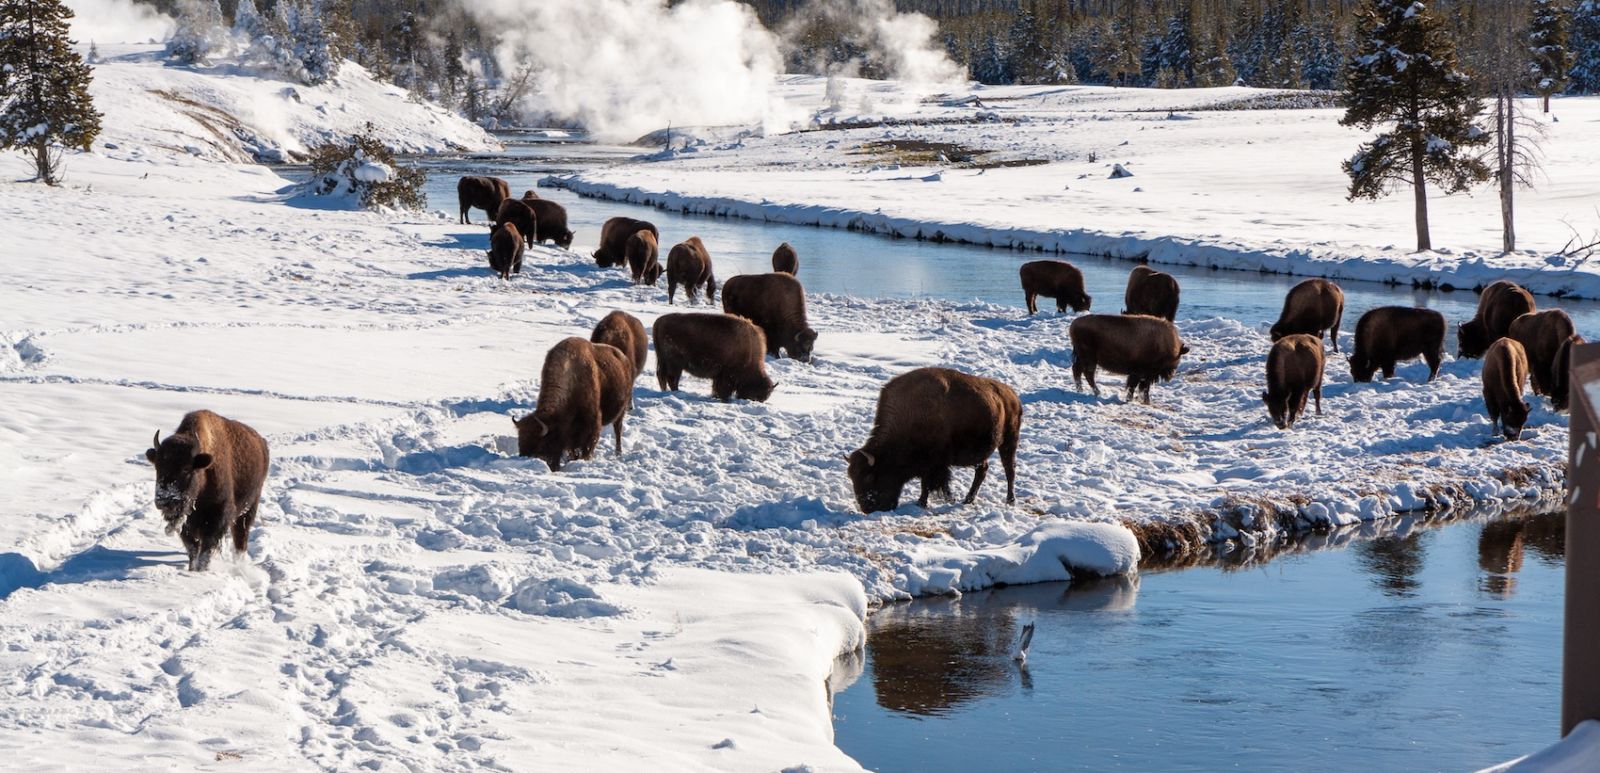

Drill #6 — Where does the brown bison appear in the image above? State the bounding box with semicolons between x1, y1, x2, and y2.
721;272;818;362
487;222;524;280
514;337;631;470
1482;337;1532;441
1349;306;1446;382
1458;280;1536;359
1551;334;1586;411
666;237;717;304
652;313;776;402
594;217;659;268
591;310;648;378
1270;279;1344;351
1262;334;1325;429
591;343;635;455
1508;309;1576;400
1068;314;1188;404
145;410;270;571
847;367;1022;513
1122;265;1180;321
772;242;799;275
458;176;510;224
521;189;540;200
1020;260;1091;314
495;198;538;247
626;230;662;285
516;194;575;249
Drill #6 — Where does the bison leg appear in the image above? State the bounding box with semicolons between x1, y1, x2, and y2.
613;416;624;455
1074;359;1099;396
962;461;990;505
1382;361;1395;380
712;375;735;402
1025;292;1037;315
667;280;678;304
231;500;258;554
1140;379;1153;405
1000;445;1017;506
181;526;201;571
1314;383;1323;415
1124;380;1138;403
1424;350;1442;382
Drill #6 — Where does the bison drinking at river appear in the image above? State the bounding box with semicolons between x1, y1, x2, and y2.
594;217;658;268
1123;265;1180;321
667;237;717;304
1458;280;1536;359
1020;260;1091;314
1263;334;1324;429
721;272;817;362
145;410;270;572
1068;314;1188;404
1270;279;1344;351
1349;306;1445;382
652;313;776;402
458;176;510;224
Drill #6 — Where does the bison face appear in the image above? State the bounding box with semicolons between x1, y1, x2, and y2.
1457;320;1488;359
847;449;902;513
513;414;562;470
1261;390;1290;430
737;376;777;403
790;329;818;363
558;230;575;250
1348;353;1378;383
1502;400;1531;441
145;433;212;525
1071;292;1092;313
1267;322;1286;342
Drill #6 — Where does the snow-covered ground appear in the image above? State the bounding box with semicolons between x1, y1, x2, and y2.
0;59;1572;769
554;75;1600;299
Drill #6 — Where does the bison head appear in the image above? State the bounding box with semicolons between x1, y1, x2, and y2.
847;449;902;513
1261;390;1292;430
145;430;212;528
1267;322;1287;342
788;329;819;363
558;230;575;250
736;375;777;403
1062;291;1092;313
1348;352;1378;382
513;414;563;471
1457;320;1489;359
1501;400;1532;441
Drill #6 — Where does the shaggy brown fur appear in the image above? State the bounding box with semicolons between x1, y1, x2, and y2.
652;313;776;402
457;176;510;224
771;242;799;275
847;367;1022;513
1122;265;1180;321
666;237;718;304
1552;334;1586;411
1483;337;1532;440
1269;279;1344;351
1508;309;1576;399
591;310;648;378
487;222;524;280
720;272;817;362
594;217;659;268
1019;260;1092;314
592;343;634;455
1263;333;1325;429
517;195;575;249
520;189;540;200
494;198;538;247
1349;306;1445;382
1068;313;1188;404
145;410;270;571
626;230;662;285
515;338;604;471
1458;280;1536;358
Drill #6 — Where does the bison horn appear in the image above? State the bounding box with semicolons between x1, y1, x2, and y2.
534;416;548;435
152;430;161;449
861;450;877;467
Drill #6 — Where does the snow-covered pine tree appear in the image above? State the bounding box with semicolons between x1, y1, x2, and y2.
166;0;228;65
1528;0;1573;111
0;0;102;184
1572;0;1600;91
1341;0;1490;252
233;0;264;40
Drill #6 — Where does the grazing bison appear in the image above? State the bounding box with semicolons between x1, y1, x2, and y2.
591;310;648;378
1122;265;1180;321
1068;313;1188;404
594;217;659;268
495;198;538;247
519;195;575;249
145;410;270;572
1551;334;1586;411
1270;279;1344;351
1482;337;1532;441
1262;334;1325;429
626;230;662;285
487;222;524;280
458;176;510;224
652;313;776;402
1458;280;1536;359
847;367;1022;513
1508;309;1576;400
1020;260;1091;314
1349;306;1446;382
514;338;606;471
666;237;717;304
772;242;799;275
721;273;817;362
591;343;635;455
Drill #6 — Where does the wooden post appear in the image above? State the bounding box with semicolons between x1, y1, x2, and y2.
1565;343;1600;734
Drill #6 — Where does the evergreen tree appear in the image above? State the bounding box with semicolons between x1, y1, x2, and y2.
1340;0;1490;252
1528;0;1573;111
1572;0;1600;91
166;0;228;64
0;0;102;184
232;0;264;40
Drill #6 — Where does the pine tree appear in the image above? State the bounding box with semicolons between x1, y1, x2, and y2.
0;0;102;184
1341;0;1490;252
1572;0;1600;91
1528;0;1573;112
232;0;264;40
166;0;228;65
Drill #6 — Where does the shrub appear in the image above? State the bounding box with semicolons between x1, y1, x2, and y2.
304;124;426;210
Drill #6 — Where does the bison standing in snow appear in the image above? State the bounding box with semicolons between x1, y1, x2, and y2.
1507;309;1576;401
720;272;817;362
1020;260;1091;315
846;367;1022;513
594;217;658;268
519;194;575;249
515;337;633;470
495;198;538;247
1068;313;1188;404
652;313;776;402
666;237;717;304
1270;279;1344;351
1262;334;1325;429
591;310;648;378
1122;265;1180;321
1482;337;1532;441
626;230;662;285
771;242;799;275
487;222;524;280
458;176;510;224
1550;333;1586;411
1458;280;1536;359
1348;306;1446;382
145;410;270;571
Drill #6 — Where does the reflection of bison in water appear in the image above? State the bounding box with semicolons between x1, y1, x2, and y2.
1349;306;1445;382
593;217;658;268
487;222;524;280
518;193;575;249
1122;265;1179;321
1068;314;1188;404
458;176;510;224
666;237;717;304
590;310;648;378
1508;309;1576;403
626;230;662;285
847;367;1021;513
1482;337;1531;441
514;337;633;470
771;242;799;275
1262;333;1324;429
1458;280;1535;359
145;410;270;571
652;313;776;402
720;272;817;362
1270;279;1344;351
1019;260;1091;314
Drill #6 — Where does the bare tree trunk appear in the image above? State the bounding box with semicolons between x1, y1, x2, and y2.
1498;88;1516;254
1412;138;1431;253
33;138;56;186
1544;93;1552;114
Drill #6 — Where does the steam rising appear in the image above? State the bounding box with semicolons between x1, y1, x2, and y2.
66;0;175;46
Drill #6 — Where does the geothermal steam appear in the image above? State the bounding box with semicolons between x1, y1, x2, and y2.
66;0;175;46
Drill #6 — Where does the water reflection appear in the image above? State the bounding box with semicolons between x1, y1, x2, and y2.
1355;532;1428;598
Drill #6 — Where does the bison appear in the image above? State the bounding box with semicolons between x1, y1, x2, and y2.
514;337;631;470
1458;280;1536;359
846;367;1021;513
591;310;648;378
1270;279;1344;351
1020;260;1091;315
652;313;776;402
521;189;540;200
458;176;510;224
1349;306;1446;382
666;236;717;304
1551;334;1586;411
1068;313;1189;404
1122;265;1180;321
591;343;635;455
1508;309;1576;400
772;242;799;275
495;198;538;247
1263;334;1325;429
594;216;659;268
1482;337;1532;441
487;222;524;280
626;230;662;285
721;272;817;362
145;410;270;571
518;194;575;249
